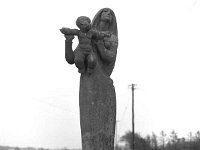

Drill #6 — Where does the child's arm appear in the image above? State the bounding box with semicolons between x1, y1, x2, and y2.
91;29;111;39
60;28;79;36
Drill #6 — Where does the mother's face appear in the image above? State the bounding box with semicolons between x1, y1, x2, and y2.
101;9;112;22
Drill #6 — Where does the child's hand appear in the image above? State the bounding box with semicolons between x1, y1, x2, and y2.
60;27;71;34
103;31;111;37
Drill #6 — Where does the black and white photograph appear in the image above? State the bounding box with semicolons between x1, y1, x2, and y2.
0;0;200;150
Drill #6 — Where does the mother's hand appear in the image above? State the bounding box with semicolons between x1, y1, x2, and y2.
64;35;75;41
96;40;105;50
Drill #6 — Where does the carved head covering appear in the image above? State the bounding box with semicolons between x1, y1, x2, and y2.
91;8;118;76
92;8;118;36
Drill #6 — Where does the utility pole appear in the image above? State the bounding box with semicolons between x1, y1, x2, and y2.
129;84;136;150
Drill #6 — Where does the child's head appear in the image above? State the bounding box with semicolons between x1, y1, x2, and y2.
76;16;91;33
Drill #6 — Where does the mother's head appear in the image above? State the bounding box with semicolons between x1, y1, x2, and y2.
92;8;117;36
100;8;113;22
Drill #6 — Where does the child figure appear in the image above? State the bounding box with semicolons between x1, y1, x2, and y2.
60;16;110;74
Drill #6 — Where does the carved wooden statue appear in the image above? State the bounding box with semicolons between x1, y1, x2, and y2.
60;8;118;150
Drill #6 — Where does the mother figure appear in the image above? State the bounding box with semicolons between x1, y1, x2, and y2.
63;8;118;150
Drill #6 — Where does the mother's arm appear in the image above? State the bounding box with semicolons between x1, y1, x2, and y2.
64;35;75;64
96;38;118;63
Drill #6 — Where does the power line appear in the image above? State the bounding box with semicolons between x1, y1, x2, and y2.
118;104;129;135
34;98;79;115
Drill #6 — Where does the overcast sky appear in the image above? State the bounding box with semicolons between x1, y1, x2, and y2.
0;0;200;149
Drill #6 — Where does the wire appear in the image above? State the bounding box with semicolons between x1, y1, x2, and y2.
34;98;79;115
117;102;130;137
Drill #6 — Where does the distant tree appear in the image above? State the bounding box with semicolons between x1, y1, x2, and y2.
15;147;21;150
177;137;186;150
151;132;158;150
134;133;151;150
145;134;152;150
115;144;123;150
192;131;200;150
188;131;193;141
119;130;200;150
120;131;133;150
170;130;178;144
160;130;167;149
169;130;178;150
195;131;200;142
188;131;193;149
120;131;151;150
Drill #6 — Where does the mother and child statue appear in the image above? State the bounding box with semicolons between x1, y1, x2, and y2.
60;8;118;150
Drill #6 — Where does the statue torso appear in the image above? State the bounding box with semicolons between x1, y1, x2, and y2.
78;31;93;49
